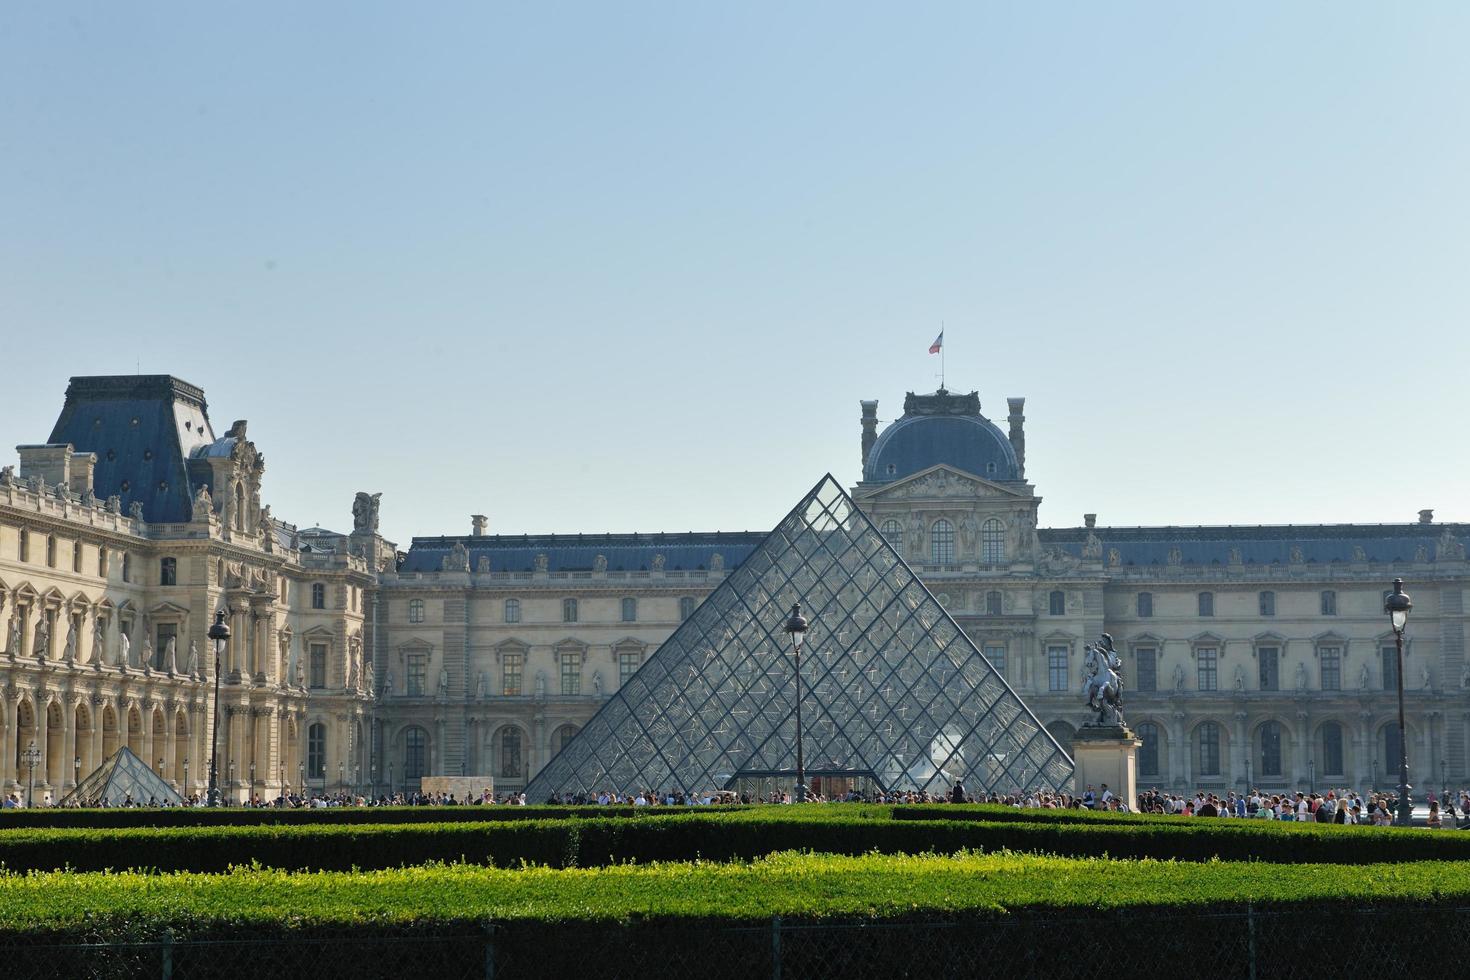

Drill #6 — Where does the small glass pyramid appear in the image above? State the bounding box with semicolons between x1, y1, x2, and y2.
60;746;185;807
526;475;1073;799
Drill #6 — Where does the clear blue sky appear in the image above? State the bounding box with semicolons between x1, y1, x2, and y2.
4;4;1468;546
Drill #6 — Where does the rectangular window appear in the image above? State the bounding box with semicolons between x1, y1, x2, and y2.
501;652;523;696
1196;647;1218;691
72;541;82;573
504;599;520;624
1048;591;1065;616
160;557;177;586
562;598;578;623
983;643;1007;677
679;597;696;620
618;650;641;686
311;583;326;609
1047;646;1069;692
407;599;424;624
1321;724;1344;775
1135;648;1157;692
1381;646;1399;691
1320;590;1337;616
985;591;1002;616
1198;592;1214;617
1319;647;1341;691
406;654;427;696
122;552;131;583
1257;647;1279;692
18;530;28;563
309;643;327;689
621;597;637;623
1196;723;1221;776
99;546;108;577
1136;592;1153;618
560;656;581;696
1259;591;1275;616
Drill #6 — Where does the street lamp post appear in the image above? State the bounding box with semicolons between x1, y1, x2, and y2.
249;762;256;805
183;759;190;799
1309;758;1315;796
73;755;81;788
206;609;231;806
1385;579;1413;827
22;741;40;808
782;602;810;804
338;762;345;796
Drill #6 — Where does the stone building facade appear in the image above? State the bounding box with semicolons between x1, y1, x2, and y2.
4;375;1466;802
0;377;382;804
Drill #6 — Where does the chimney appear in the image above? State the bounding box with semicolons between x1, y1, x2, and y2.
471;515;488;537
1419;509;1434;525
17;443;74;488
1006;397;1026;479
1084;514;1097;529
860;400;879;470
70;452;97;495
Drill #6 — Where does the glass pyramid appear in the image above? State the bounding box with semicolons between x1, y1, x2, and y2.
525;475;1074;800
59;746;184;807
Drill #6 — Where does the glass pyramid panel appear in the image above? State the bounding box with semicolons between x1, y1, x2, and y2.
525;474;1074;799
60;746;184;807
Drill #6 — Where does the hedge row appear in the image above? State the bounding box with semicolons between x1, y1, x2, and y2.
0;803;725;830
1;810;1466;873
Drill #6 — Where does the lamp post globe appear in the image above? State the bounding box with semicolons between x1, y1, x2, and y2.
206;609;231;807
782;602;810;804
1384;579;1413;826
22;740;40;809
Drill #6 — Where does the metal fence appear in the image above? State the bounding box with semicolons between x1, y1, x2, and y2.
3;905;1467;978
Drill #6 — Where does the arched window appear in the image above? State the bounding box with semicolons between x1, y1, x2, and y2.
1259;721;1283;777
554;724;580;754
307;723;326;779
311;583;326;609
160;557;177;586
407;599;424;623
499;728;523;779
1136;722;1161;777
679;596;696;620
1048;590;1065;616
1320;722;1344;776
562;598;578;623
930;520;955;564
981;519;1005;563
1194;722;1221;776
1383;725;1402;777
879;520;903;551
1198;592;1214;617
404;727;428;780
1136;592;1153;618
503;599;520;624
985;590;1002;616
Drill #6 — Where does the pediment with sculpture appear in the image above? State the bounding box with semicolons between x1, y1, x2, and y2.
860;464;1030;502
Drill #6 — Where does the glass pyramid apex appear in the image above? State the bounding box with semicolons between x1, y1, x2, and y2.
525;474;1074;799
59;746;184;807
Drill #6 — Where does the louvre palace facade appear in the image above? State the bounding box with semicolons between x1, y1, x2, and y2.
1;375;1466;802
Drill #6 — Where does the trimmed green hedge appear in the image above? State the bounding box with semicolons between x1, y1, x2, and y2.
0;803;724;830
2;809;1466;873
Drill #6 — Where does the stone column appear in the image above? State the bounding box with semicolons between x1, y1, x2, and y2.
1295;709;1310;790
1169;710;1186;789
0;694;14;790
89;705;104;776
60;702;78;791
1232;710;1248;790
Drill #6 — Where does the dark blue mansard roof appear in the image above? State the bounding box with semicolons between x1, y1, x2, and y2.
1039;522;1466;566
399;531;768;574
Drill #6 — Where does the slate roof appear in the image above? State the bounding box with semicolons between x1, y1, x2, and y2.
1038;523;1467;566
399;531;767;574
863;389;1020;484
46;375;215;523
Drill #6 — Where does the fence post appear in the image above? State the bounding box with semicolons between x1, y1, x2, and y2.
1245;902;1256;980
484;920;496;980
771;914;782;980
160;928;173;980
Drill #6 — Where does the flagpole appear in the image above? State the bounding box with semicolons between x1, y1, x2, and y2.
940;321;946;390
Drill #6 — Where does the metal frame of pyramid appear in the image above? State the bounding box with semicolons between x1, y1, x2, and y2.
59;746;184;807
525;474;1074;799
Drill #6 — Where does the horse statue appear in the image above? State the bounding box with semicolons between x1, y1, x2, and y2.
1081;632;1124;726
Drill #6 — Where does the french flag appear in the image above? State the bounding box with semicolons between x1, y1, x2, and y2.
929;330;943;354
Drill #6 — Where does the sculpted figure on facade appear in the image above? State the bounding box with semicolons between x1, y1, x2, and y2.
142;633;154;674
475;556;490;574
908;514;924;559
91;614;106;666
592;671;603;696
1352;545;1367;562
1234;663;1246;691
1167;546;1182;566
437;666;450;699
1461;662;1470;690
128;501;145;521
710;552;724;572
1172;662;1186;692
1437;529;1466;561
352;492;381;533
534;553;549;573
8;613;22;658
186;640;200;678
63;619;77;663
534;671;547;697
0;465;12;486
1082;530;1103;560
1359;661;1371;690
1416;544;1430;563
1421;664;1433;691
958;514;979;556
32;615;49;660
651;554;665;572
381;668;394;696
1108;548;1121;568
118;631;131;671
476;671;488;700
1228;547;1242;565
593;554;607;573
191;485;213;521
444;542;469;572
163;636;177;674
104;494;120;514
1295;662;1308;691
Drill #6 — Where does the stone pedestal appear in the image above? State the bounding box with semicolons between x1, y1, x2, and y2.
1072;724;1141;809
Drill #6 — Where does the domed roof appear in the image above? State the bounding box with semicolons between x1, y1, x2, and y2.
863;390;1019;484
